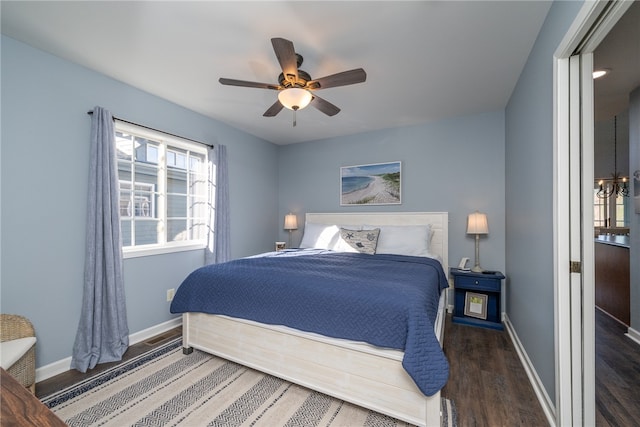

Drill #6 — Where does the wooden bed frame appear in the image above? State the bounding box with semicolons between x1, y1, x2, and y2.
182;212;449;427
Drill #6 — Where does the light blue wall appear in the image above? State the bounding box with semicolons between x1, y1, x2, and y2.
0;36;279;367
277;111;507;277
505;0;584;405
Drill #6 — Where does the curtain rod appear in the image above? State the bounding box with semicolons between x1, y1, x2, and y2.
87;111;214;149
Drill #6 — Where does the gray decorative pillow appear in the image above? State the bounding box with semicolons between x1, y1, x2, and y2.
337;228;380;254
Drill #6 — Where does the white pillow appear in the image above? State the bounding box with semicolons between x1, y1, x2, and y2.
299;223;340;249
374;224;432;257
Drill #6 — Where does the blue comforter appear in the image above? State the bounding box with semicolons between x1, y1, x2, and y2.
170;249;449;396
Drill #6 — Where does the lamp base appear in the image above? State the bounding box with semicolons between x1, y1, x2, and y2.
472;234;483;272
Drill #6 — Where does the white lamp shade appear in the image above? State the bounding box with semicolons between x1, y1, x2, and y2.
284;213;298;230
467;211;489;235
278;88;312;110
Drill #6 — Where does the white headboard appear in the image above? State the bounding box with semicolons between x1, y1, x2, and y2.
305;212;449;273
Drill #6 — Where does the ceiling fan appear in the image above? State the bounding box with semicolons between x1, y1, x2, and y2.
219;38;366;125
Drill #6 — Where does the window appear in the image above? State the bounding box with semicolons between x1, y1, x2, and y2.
115;121;209;257
593;184;629;229
614;194;629;227
593;189;607;227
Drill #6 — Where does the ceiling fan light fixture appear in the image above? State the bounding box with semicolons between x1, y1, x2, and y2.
278;87;312;111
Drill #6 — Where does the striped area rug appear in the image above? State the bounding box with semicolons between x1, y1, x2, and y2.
42;338;456;427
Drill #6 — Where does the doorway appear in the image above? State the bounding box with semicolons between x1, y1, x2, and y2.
555;1;638;426
592;2;639;425
592;3;637;328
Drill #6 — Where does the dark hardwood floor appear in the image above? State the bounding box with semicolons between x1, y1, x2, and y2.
595;308;640;427
36;327;182;399
35;313;639;426
441;315;548;427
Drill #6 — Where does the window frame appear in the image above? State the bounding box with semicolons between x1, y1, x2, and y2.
119;180;156;218
115;120;209;259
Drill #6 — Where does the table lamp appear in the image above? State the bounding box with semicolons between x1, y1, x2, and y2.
284;213;298;248
467;211;489;272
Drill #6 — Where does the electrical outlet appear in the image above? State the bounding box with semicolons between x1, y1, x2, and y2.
166;288;175;302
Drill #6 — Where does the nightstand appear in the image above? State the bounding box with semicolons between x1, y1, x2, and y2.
451;268;505;330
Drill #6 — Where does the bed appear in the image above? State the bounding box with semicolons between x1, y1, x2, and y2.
171;212;449;427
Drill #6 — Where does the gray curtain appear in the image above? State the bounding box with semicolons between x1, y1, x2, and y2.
205;144;230;264
71;106;129;373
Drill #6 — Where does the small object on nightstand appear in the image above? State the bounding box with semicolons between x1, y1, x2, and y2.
457;257;471;271
451;268;505;330
275;242;286;251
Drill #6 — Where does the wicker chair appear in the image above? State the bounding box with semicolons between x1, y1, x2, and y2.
0;314;36;393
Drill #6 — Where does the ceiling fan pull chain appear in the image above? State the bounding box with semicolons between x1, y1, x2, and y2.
293;109;297;127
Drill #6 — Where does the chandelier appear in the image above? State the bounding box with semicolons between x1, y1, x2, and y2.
597;115;629;199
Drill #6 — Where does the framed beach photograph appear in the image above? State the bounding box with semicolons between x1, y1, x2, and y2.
464;292;488;320
340;161;401;206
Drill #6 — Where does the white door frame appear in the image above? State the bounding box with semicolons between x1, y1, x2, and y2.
554;1;633;425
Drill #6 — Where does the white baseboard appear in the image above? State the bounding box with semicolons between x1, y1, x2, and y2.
626;326;640;346
503;314;556;427
127;316;182;346
35;317;182;383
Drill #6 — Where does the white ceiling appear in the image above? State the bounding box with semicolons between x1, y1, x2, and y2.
1;1;555;145
593;0;640;123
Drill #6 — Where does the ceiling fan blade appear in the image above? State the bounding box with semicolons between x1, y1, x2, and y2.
271;38;298;84
219;78;280;90
263;100;284;117
307;68;367;90
310;94;341;116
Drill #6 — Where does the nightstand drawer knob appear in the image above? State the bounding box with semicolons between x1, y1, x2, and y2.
475;280;479;284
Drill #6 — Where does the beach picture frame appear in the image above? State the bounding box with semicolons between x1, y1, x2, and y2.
340;161;401;206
